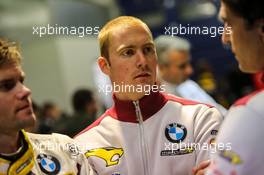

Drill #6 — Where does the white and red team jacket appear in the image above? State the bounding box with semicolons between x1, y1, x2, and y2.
0;130;95;175
75;91;224;175
207;87;264;175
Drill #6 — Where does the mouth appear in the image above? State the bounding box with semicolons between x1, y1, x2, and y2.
16;103;31;113
134;73;151;79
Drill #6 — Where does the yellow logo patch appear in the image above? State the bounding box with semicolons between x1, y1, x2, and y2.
85;147;124;167
220;150;243;165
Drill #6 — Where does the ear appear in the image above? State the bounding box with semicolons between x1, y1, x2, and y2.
98;56;110;75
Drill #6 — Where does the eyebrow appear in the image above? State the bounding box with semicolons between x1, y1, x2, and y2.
0;73;25;84
117;42;155;52
117;45;135;51
144;42;155;47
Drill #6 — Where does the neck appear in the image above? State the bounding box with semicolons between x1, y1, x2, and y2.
112;91;168;122
0;131;20;154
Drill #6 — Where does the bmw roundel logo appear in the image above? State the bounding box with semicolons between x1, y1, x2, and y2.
165;123;187;143
37;154;61;174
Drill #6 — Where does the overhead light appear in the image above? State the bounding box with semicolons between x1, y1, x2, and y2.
179;1;217;21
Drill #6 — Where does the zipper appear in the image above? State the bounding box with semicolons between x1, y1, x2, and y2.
133;101;150;175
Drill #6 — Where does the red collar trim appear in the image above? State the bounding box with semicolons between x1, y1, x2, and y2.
75;92;214;136
109;91;168;123
235;71;264;107
261;71;264;83
233;88;264;107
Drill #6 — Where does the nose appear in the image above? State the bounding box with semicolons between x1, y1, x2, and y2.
185;64;193;76
16;83;31;100
136;51;148;68
222;24;231;45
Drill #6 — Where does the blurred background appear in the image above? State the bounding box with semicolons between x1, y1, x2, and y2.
1;0;262;136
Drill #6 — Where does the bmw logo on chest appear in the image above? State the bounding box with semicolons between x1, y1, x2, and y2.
165;123;187;143
37;154;61;174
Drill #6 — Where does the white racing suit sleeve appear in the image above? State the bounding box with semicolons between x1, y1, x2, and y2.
206;105;264;175
78;152;97;175
193;106;224;164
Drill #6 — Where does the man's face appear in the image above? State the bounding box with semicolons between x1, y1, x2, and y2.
103;25;157;99
0;65;35;133
160;50;193;85
219;1;264;73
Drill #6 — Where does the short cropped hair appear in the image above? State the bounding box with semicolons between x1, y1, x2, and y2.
98;16;153;62
222;0;264;27
0;38;21;68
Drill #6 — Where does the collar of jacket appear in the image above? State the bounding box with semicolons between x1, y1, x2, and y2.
261;71;264;83
110;91;168;123
0;130;34;175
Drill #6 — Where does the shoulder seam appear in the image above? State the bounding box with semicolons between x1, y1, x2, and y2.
164;93;213;108
233;89;264;107
74;108;113;138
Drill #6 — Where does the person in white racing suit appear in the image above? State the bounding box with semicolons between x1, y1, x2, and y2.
75;16;224;175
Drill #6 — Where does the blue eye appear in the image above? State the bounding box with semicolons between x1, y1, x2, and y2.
143;46;155;55
122;49;135;57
